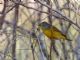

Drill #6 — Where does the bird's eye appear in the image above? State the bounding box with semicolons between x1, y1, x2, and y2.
37;28;40;31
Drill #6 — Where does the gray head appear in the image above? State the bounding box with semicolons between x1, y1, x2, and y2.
38;22;51;29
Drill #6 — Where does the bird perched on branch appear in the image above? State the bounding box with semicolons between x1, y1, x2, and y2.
38;22;71;41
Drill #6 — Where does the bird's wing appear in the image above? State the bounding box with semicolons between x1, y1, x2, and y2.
51;26;66;39
51;26;72;41
52;26;66;36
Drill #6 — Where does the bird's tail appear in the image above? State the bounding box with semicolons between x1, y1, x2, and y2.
66;38;72;41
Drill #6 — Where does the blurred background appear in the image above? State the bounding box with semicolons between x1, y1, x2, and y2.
0;0;80;60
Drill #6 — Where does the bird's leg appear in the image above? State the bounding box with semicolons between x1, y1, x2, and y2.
52;40;59;56
61;40;67;60
50;42;52;60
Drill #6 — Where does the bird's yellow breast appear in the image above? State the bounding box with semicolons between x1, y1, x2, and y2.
42;28;53;39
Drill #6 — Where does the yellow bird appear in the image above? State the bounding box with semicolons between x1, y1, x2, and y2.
38;22;71;41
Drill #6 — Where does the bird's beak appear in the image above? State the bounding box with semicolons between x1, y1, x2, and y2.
37;24;41;31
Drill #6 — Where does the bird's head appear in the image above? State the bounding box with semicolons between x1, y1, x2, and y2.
38;22;51;30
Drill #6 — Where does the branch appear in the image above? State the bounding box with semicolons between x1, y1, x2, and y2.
34;0;80;29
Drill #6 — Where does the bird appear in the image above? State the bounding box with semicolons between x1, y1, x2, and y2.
38;22;71;41
38;22;72;58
